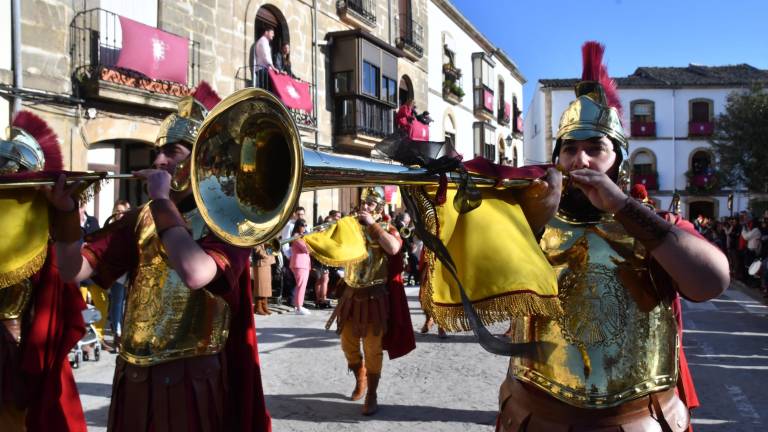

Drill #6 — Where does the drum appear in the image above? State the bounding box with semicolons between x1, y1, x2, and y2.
748;259;763;278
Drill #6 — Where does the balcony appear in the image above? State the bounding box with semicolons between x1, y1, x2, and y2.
337;0;376;30
689;121;714;137
334;95;395;156
686;170;719;195
497;102;511;126
473;86;494;121
395;13;424;60
442;63;464;104
631;121;656;137
235;66;317;130
631;172;658;190
69;8;200;109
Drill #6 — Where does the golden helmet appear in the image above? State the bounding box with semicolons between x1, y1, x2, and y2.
155;81;222;148
0;111;62;174
553;42;628;165
361;186;386;206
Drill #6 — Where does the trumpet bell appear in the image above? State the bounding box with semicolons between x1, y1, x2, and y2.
191;88;303;247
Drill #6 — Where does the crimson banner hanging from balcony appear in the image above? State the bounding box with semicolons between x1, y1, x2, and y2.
268;69;313;113
483;89;494;112
409;120;429;141
116;16;189;85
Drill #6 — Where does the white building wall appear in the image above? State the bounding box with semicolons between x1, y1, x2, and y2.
523;83;547;164
426;0;522;164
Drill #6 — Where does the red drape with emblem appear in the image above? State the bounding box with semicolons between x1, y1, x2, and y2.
116;16;189;84
267;69;313;113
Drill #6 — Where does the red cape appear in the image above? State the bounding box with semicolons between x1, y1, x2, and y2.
22;245;87;432
653;212;701;410
224;270;272;431
382;253;416;360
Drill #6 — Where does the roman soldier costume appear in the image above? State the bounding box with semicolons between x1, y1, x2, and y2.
64;83;270;432
0;111;87;431
324;187;415;416
497;42;698;432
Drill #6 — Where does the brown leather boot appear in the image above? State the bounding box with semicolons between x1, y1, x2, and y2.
420;316;434;334
254;298;268;315
349;363;367;401
362;373;380;416
261;298;272;315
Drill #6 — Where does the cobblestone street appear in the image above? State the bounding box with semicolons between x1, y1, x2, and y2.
75;283;768;431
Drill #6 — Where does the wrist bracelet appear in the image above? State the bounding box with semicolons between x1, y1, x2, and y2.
613;198;673;252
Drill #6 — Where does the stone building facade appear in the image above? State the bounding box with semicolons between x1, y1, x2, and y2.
1;0;429;224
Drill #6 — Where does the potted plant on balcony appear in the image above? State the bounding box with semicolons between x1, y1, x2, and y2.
443;79;464;104
685;169;721;195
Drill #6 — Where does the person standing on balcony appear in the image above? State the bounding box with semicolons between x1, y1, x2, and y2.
395;98;415;135
274;42;292;77
253;26;275;87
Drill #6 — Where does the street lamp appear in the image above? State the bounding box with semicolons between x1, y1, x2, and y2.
505;134;513;166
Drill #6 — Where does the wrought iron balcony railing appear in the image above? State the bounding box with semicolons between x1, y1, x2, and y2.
395;13;424;58
235;66;317;129
69;8;200;98
337;0;376;26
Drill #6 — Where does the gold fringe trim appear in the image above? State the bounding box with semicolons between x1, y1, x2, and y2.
0;245;47;289
419;226;562;333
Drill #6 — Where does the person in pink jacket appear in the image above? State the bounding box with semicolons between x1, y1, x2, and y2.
289;219;312;315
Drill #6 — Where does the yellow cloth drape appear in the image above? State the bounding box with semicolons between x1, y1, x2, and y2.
0;190;49;289
303;216;368;267
420;187;561;331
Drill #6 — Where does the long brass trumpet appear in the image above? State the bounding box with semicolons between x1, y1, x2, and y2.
189;88;549;248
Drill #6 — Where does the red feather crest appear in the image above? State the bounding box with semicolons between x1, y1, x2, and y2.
192;81;222;111
11;111;63;171
581;41;622;117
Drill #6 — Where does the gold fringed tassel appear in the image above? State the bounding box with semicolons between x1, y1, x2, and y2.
0;246;47;289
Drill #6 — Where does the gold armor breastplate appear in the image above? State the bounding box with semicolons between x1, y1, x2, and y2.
343;225;390;289
121;204;231;366
508;215;678;408
0;280;33;320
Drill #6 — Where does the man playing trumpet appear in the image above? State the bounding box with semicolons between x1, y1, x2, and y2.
48;83;271;432
324;187;415;415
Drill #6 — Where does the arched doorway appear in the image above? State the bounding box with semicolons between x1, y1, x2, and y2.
252;5;290;77
443;110;456;149
512;146;518;167
498;136;506;164
399;75;414;106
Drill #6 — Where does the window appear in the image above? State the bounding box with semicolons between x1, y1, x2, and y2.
334;71;352;94
691;100;711;122
691;151;712;175
632;150;655;175
473;122;496;161
362;61;379;97
631;100;655;123
382;76;397;105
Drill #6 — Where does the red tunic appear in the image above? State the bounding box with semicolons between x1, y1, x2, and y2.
0;245;88;432
83;209;271;431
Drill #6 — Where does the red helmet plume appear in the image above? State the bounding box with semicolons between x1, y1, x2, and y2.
12;111;63;171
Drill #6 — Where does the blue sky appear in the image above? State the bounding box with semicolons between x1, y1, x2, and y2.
450;0;768;108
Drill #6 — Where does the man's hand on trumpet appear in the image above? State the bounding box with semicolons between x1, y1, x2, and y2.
42;174;81;212
515;167;563;236
133;169;172;201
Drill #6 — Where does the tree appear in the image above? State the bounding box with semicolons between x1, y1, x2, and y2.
711;85;768;193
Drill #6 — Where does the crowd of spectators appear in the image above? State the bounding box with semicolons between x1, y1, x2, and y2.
695;210;768;297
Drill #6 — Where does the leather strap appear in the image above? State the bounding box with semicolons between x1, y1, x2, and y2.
651;393;675;432
614;197;673;252
149;199;188;237
51;208;82;243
